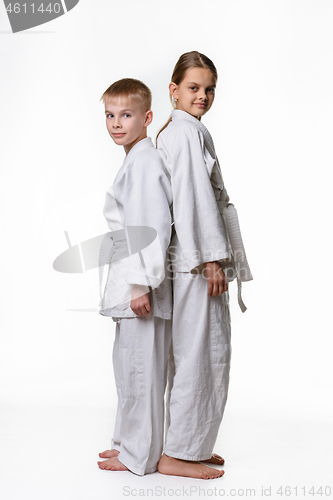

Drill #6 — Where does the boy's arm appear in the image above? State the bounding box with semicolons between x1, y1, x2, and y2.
130;284;151;316
122;158;172;294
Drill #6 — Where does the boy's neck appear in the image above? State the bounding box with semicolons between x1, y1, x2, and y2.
124;131;148;155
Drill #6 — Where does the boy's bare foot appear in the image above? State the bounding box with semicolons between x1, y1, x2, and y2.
158;453;224;479
97;457;128;471
98;449;119;459
202;453;225;465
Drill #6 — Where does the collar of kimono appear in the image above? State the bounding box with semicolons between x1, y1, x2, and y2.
171;109;216;159
114;137;154;183
126;136;154;160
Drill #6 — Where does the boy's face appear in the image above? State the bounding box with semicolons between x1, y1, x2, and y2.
104;96;152;154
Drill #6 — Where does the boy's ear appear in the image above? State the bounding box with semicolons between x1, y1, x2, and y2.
144;110;153;127
169;82;178;100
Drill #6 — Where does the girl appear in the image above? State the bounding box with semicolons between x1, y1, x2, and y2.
156;51;253;480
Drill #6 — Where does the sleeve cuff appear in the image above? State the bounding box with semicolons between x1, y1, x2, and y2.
126;270;164;289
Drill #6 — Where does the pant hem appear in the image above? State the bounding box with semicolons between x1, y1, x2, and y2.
117;455;157;476
163;449;212;462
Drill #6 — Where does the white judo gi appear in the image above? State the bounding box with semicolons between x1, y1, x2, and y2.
157;110;253;460
99;137;173;475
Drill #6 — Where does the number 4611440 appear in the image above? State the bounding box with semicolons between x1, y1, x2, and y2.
6;3;62;14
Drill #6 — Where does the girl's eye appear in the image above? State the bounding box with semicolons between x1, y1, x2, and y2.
190;86;197;91
207;88;215;94
107;114;113;118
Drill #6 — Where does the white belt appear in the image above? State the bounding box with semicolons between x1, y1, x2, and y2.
219;202;253;313
98;232;115;308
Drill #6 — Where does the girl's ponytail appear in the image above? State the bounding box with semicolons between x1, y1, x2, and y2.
156;115;172;145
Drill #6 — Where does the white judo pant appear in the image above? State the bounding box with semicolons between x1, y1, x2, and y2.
164;271;232;461
111;314;172;475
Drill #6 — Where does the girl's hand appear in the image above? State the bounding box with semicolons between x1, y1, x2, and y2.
204;261;228;296
130;285;151;316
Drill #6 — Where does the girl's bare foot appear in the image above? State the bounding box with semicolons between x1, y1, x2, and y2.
97;457;128;471
202;453;225;465
158;453;224;479
98;449;119;459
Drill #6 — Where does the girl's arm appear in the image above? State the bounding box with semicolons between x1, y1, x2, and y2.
204;261;228;296
170;125;231;272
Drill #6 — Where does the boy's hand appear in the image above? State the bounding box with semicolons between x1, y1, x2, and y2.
130;284;151;316
204;261;228;296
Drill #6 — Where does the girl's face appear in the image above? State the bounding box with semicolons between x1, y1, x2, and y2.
169;67;216;120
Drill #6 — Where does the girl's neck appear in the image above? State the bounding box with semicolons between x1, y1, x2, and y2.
175;106;202;121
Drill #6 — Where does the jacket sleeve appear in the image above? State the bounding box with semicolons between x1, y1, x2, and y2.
170;125;231;271
121;159;172;288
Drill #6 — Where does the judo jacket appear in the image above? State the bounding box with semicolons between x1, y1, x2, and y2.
157;110;253;312
99;137;173;320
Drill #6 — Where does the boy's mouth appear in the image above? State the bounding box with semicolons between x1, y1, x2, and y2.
113;133;126;137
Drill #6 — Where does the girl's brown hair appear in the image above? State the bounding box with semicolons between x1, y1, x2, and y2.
156;51;218;143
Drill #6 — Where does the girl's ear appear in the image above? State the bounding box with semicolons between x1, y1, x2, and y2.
144;110;153;127
169;82;178;100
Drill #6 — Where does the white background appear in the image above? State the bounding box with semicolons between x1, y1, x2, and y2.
0;1;332;499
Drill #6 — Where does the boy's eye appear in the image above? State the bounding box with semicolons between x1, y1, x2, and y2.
106;114;113;118
124;113;131;118
190;86;197;91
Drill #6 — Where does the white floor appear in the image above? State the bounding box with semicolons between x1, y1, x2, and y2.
1;401;332;500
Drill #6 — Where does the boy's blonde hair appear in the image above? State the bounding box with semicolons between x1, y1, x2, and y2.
101;78;152;112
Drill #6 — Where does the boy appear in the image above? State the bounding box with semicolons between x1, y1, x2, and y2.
97;79;173;475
